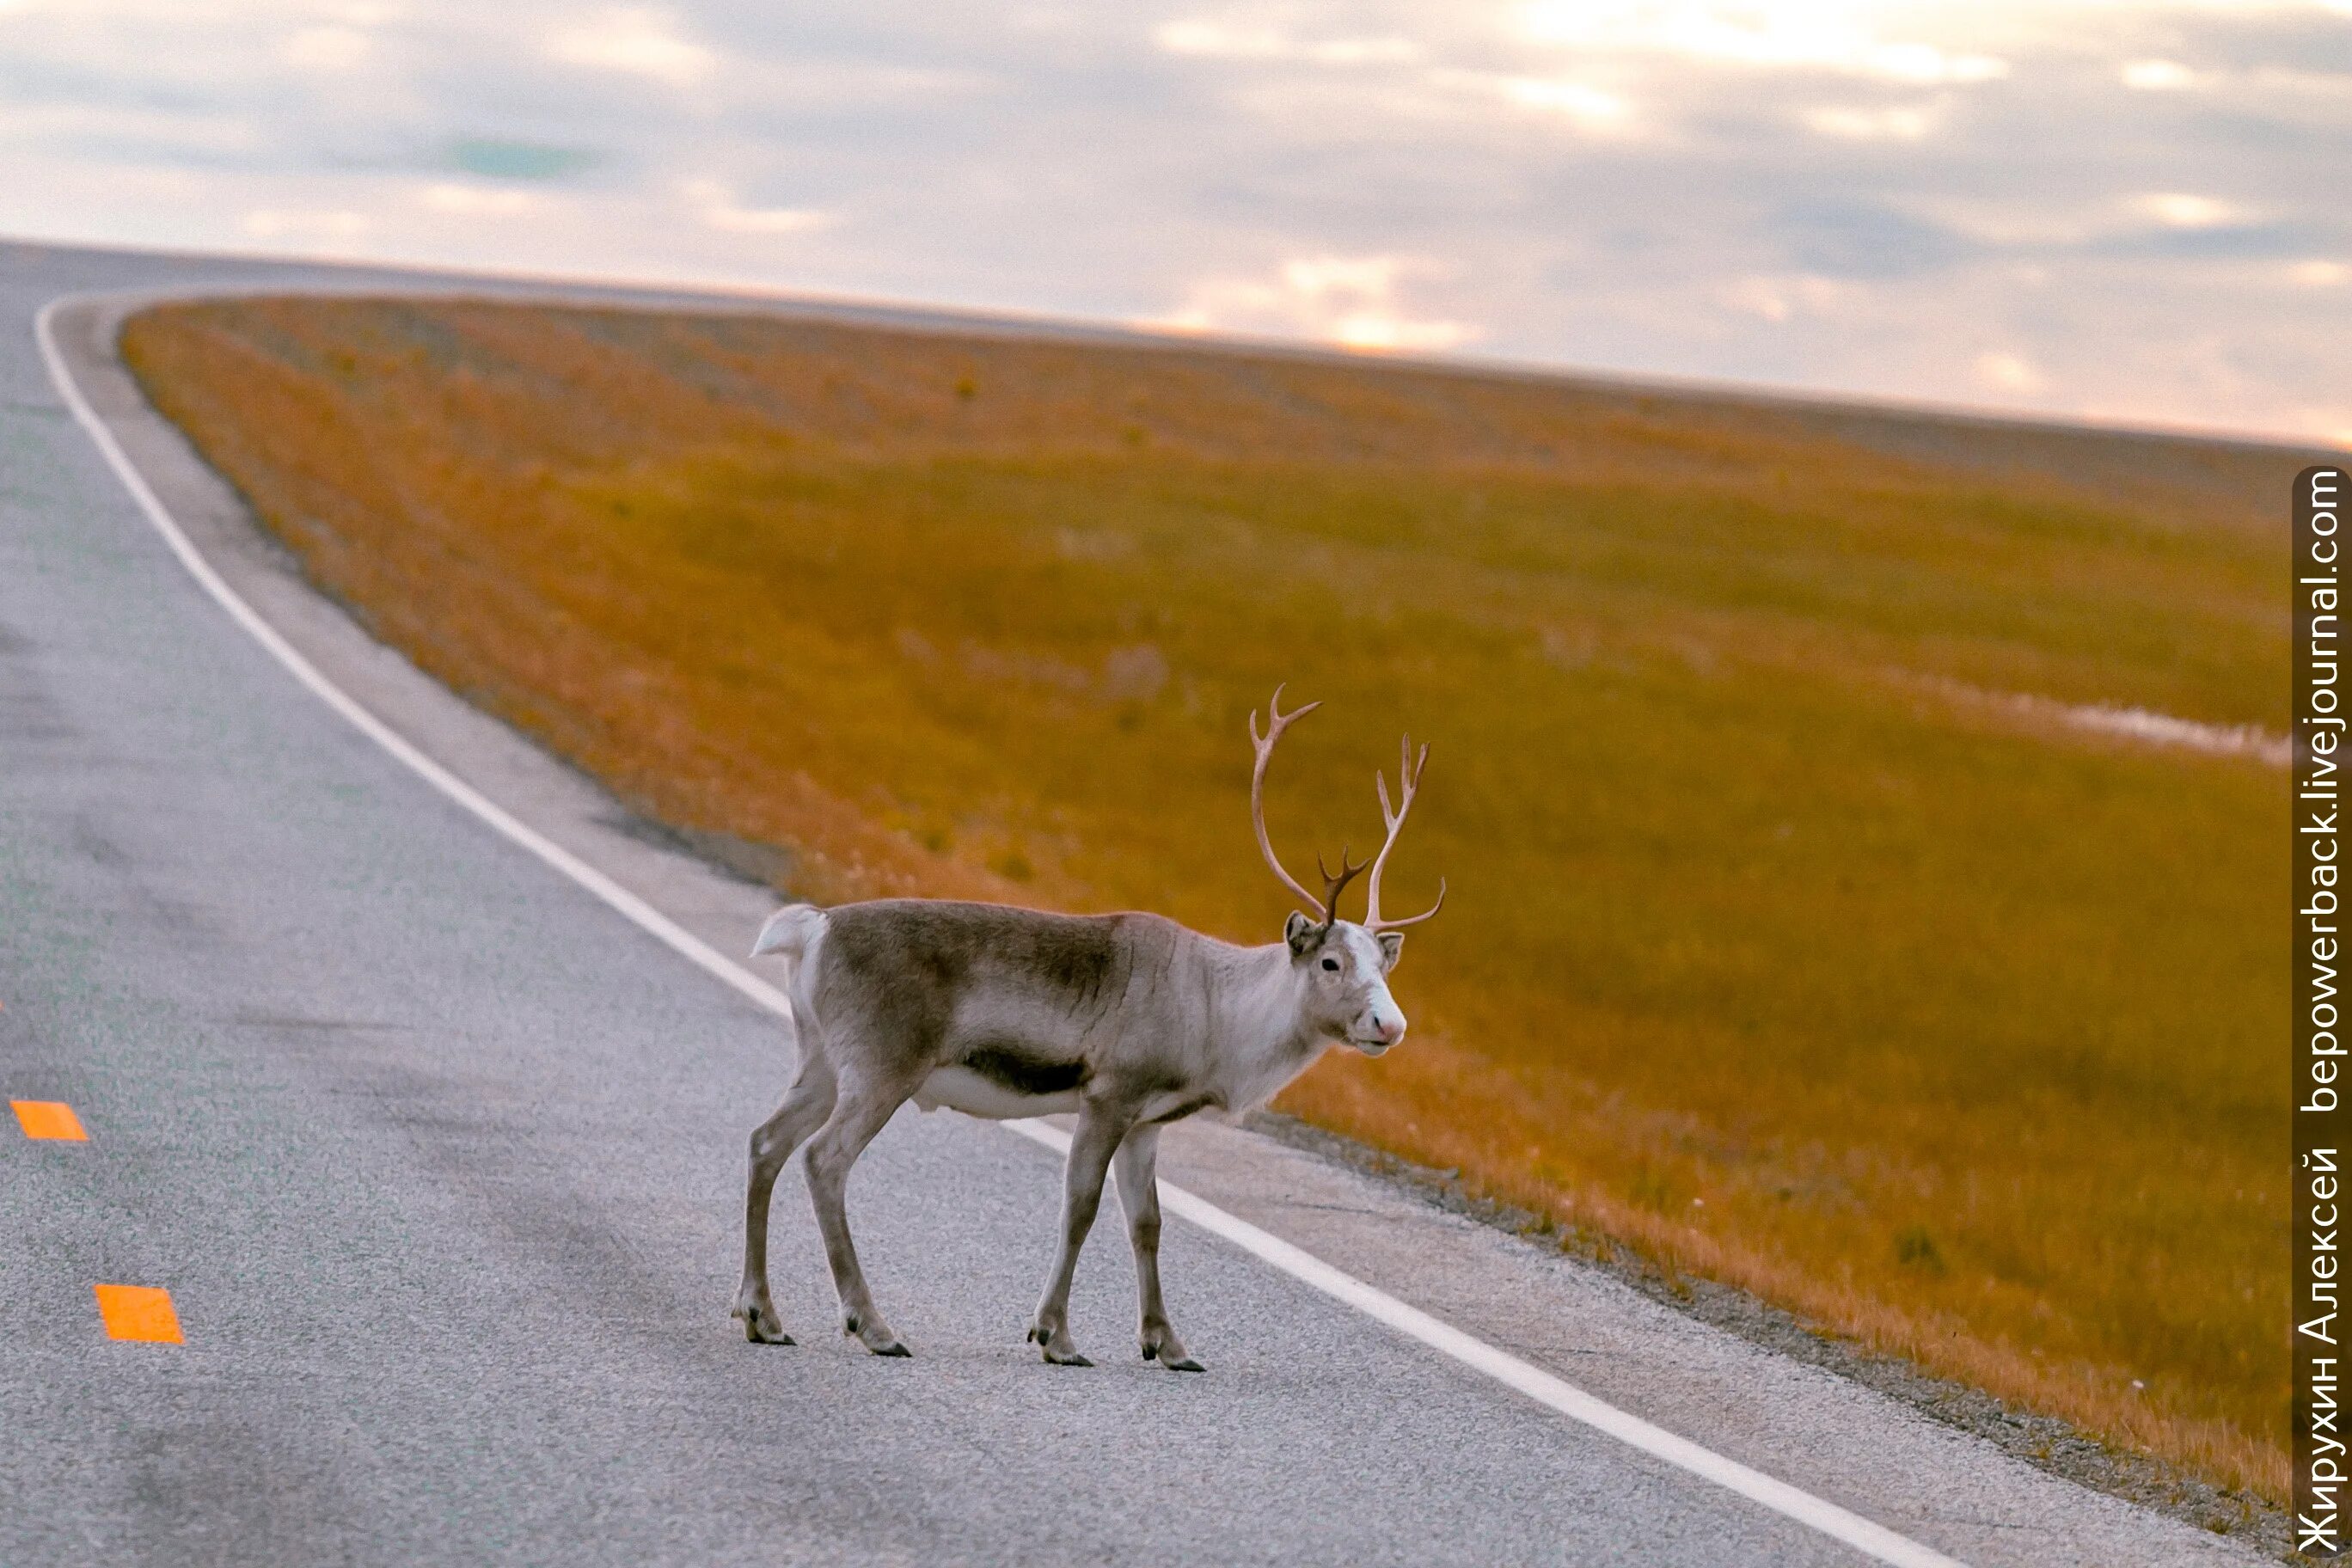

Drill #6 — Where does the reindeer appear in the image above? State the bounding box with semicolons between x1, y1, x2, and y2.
732;687;1444;1369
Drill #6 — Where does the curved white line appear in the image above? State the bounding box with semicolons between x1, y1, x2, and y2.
36;292;1966;1568
33;297;793;1022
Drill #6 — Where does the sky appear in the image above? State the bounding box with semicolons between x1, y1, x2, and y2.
3;1;2348;444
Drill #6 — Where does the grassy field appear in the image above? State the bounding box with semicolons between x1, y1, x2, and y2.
123;297;2303;1500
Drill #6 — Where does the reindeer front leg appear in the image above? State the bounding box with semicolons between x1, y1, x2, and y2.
1027;1097;1132;1366
1114;1124;1204;1371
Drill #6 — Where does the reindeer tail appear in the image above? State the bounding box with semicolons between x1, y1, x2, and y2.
750;903;827;961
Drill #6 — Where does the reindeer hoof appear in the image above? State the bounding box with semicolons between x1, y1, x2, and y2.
732;1298;794;1345
1142;1335;1204;1373
844;1313;911;1357
1027;1322;1091;1365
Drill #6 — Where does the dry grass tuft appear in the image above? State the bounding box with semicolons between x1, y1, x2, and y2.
123;297;2302;1499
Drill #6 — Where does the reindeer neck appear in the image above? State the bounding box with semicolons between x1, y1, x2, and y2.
1199;939;1332;1112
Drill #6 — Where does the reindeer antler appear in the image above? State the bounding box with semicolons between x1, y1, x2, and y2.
1249;685;1335;920
1363;732;1446;931
1315;847;1369;936
1252;687;1445;932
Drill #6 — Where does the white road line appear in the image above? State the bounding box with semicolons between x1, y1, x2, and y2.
38;292;1967;1568
1009;1119;1959;1568
33;300;793;1025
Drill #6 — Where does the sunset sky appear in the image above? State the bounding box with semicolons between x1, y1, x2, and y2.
4;1;2346;442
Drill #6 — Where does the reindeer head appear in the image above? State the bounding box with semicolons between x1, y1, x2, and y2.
1249;686;1446;1057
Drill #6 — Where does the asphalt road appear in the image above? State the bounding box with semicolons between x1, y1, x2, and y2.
0;240;2264;1568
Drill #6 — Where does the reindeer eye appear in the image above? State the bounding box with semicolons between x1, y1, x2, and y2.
1320;957;1341;972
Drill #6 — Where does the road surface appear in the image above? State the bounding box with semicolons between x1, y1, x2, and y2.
0;239;2263;1566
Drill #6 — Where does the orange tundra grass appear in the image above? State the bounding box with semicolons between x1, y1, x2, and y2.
125;297;2298;1502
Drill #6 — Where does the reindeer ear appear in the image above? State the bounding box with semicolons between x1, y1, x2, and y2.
1375;930;1405;971
1284;911;1319;956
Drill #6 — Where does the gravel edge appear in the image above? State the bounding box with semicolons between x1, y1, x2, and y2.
1237;1109;2291;1562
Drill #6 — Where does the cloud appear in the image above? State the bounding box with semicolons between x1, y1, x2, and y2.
2121;58;2196;91
1802;101;1941;140
1718;273;1852;324
1773;201;1974;279
1516;3;2009;85
1975;351;2045;393
279;26;371;72
1354;65;1641;134
242;206;371;242
1926;189;2289;256
3;0;2346;444
682;177;830;235
420;182;543;216
1482;73;1633;128
1153;19;1422;67
2134;192;2242;230
546;7;714;89
1152;255;1477;353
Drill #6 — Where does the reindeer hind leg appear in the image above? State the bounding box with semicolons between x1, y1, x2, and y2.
733;1054;837;1344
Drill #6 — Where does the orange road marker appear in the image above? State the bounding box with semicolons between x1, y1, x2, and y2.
94;1284;182;1344
9;1100;86;1141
